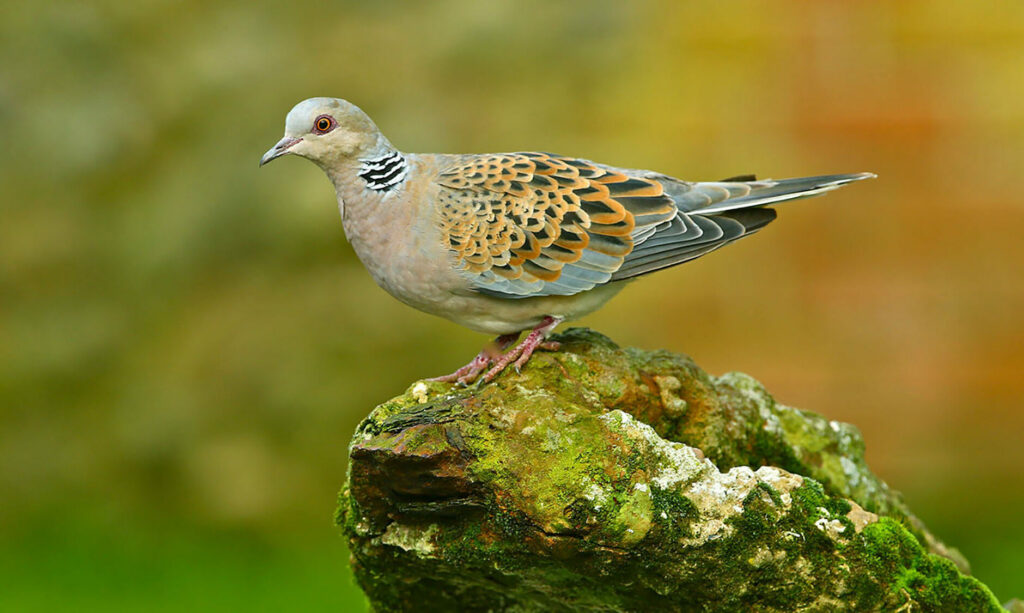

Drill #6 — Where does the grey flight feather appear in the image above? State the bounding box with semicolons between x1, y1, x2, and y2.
475;171;873;298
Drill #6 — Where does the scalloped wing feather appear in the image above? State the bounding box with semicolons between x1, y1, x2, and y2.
436;152;677;297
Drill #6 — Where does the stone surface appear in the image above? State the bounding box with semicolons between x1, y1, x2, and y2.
338;328;1004;612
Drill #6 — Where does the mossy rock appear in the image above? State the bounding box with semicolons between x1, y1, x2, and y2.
338;328;1003;612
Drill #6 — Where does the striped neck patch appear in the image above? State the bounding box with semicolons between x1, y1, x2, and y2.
358;151;408;193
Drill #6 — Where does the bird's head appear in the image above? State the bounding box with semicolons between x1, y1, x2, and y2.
260;97;386;168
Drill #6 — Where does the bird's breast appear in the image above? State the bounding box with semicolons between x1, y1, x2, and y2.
338;183;467;312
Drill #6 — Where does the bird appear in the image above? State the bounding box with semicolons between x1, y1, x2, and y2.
261;97;873;384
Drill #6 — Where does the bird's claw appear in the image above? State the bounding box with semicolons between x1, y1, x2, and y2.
433;317;563;385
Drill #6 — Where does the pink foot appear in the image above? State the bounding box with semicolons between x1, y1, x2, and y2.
481;316;563;382
429;333;518;384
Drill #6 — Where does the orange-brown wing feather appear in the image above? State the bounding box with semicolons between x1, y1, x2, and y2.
436;152;677;297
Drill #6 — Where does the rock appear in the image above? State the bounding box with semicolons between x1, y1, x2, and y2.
338;328;1005;612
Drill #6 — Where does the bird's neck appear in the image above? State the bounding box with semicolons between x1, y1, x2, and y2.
323;149;430;299
324;136;410;195
323;143;417;251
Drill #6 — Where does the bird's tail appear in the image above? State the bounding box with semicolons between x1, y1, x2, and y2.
687;172;875;215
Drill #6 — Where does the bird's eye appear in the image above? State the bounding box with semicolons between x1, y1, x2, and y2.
313;115;335;134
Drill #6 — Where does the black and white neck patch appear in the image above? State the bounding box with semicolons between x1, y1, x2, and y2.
358;151;408;193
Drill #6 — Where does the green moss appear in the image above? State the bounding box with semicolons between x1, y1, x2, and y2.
849;518;1001;612
790;478;828;513
729;492;781;544
649;487;697;539
489;505;535;545
607;486;653;546
334;475;365;539
436;520;518;570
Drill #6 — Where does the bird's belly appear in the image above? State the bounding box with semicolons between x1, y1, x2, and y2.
417;282;628;335
356;240;627;334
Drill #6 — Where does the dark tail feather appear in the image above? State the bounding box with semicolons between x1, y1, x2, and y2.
695;172;875;214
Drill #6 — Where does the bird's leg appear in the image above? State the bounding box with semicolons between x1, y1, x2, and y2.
482;316;563;382
429;333;518;384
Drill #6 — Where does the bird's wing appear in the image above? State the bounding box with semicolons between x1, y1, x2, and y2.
435;152;870;298
436;152;676;297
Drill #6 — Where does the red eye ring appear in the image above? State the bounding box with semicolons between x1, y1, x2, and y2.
313;115;335;134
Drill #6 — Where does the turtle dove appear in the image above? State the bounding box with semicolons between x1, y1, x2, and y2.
261;98;873;383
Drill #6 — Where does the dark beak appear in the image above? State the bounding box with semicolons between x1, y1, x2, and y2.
260;136;302;167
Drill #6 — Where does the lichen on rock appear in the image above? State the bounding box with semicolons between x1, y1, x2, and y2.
338;328;1005;612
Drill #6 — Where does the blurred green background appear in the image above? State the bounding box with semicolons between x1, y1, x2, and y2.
2;0;1023;609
